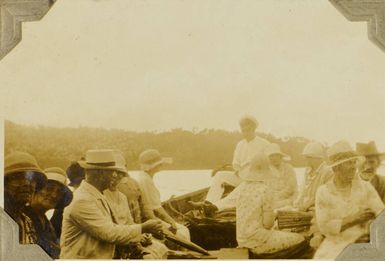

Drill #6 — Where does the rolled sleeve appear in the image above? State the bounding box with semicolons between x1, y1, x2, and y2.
70;199;142;245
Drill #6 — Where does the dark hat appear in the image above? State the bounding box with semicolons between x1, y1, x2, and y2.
44;167;73;208
4;151;47;191
356;141;385;160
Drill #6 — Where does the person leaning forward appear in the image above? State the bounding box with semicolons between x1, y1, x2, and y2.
60;149;163;259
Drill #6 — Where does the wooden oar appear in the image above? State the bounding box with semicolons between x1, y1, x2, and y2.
163;231;211;256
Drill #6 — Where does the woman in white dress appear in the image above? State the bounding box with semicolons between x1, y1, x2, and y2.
236;152;305;256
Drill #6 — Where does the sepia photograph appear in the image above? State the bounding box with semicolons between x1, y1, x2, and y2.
1;0;385;260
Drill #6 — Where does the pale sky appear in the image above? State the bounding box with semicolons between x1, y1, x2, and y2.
1;0;385;149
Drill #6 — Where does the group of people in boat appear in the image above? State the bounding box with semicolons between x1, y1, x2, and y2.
5;148;190;259
3;114;385;259
190;115;385;259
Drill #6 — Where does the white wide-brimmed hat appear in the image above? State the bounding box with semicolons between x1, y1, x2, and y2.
139;149;172;171
265;143;291;161
241;152;272;182
327;140;362;168
78;149;121;171
302;142;325;159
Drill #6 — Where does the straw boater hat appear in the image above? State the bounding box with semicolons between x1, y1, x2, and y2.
302;142;325;159
78;149;122;171
139;149;172;171
327;140;362;168
4;151;47;191
239;115;259;128
44;167;73;207
356;141;385;161
265;143;291;161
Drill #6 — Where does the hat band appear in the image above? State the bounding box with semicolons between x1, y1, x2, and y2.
86;161;116;167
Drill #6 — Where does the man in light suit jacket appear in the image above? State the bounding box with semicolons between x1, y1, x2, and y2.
60;149;163;259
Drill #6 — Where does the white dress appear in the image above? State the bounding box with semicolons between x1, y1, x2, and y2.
314;179;384;259
236;181;305;254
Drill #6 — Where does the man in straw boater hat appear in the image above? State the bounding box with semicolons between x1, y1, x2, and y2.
4;151;47;245
60;149;163;259
103;151;168;259
24;167;73;259
356;141;385;202
135;149;191;241
294;142;333;212
314;140;384;259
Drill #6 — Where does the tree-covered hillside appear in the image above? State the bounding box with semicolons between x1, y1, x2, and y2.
4;121;311;170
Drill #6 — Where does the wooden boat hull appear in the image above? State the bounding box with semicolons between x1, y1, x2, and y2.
162;186;314;259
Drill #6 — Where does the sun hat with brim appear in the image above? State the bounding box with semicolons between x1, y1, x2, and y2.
44;167;73;208
139;149;172;171
356;141;385;161
327;140;363;168
241;152;272;182
302;142;325;159
78;149;121;171
4;151;47;191
265;143;291;161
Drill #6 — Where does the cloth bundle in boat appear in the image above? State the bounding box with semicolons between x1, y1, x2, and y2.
185;209;237;250
276;210;313;232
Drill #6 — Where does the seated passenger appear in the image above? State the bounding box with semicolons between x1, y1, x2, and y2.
4;152;47;244
236;152;305;256
356;141;385;202
265;143;298;209
294;142;333;212
135;149;191;241
104;152;168;259
314;140;384;259
24;167;73;259
60;149;163;259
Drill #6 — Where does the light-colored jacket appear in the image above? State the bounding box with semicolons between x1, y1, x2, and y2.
60;181;142;259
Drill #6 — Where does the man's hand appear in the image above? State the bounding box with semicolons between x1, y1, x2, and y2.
342;209;375;231
169;222;178;234
356;210;375;223
141;219;163;234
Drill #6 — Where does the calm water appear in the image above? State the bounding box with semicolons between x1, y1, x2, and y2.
129;169;307;201
130;164;385;201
